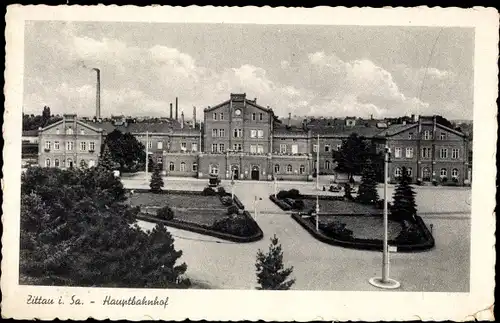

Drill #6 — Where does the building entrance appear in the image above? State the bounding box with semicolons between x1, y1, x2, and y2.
232;165;239;180
251;166;260;180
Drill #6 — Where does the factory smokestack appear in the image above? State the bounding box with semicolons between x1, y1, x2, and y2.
93;68;101;119
175;97;179;121
193;106;197;128
181;111;184;129
170;103;173;119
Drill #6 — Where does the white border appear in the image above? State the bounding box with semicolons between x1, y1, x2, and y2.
3;5;498;321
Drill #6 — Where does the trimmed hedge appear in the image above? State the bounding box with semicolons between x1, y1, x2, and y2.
269;195;292;211
136;211;263;243
156;205;174;221
292;213;434;252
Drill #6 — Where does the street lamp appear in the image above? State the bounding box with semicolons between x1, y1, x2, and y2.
369;145;400;289
145;131;149;182
231;169;235;200
315;195;320;231
274;176;278;198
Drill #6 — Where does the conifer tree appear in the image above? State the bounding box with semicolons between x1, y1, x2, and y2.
98;144;119;172
391;166;417;222
150;164;164;193
357;159;379;204
255;235;295;290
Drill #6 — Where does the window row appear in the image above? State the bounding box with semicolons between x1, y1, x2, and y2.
211;143;244;153
279;144;299;154
274;164;307;175
419;130;451;140
212;112;265;121
53;128;87;135
210;128;264;138
45;158;96;168
160;160;198;172
312;144;342;152
393;147;460;159
45;141;95;151
394;167;460;178
146;141;198;152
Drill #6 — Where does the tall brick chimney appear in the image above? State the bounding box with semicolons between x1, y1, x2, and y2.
193;106;197;128
93;68;101;119
170;103;173;119
175;97;179;121
181;111;185;129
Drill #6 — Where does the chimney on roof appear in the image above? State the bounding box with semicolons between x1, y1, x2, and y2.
181;111;184;129
175;97;178;121
170;103;173;119
193;106;197;128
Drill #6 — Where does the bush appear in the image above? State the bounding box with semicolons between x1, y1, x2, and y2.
292;199;305;210
344;184;354;201
217;187;227;196
276;189;301;200
394;225;424;244
432;179;438;186
212;214;257;236
227;205;239;215
375;199;393;210
202;187;217;196
156;206;174;221
319;221;354;240
441;176;448;183
276;190;289;199
416;178;422;186
220;196;233;206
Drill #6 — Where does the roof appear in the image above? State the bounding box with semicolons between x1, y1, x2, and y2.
273;123;309;136
88;119;201;136
375;123;418;137
204;94;273;114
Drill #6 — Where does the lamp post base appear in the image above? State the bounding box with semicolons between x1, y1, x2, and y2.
369;277;401;289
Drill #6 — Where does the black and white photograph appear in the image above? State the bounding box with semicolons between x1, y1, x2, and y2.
2;5;497;321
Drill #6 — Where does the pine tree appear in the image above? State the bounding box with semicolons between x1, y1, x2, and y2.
391;166;418;222
98;144;120;172
255;235;295;290
357;159;379;204
150;164;164;193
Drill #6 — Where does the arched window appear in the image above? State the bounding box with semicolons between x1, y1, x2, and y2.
66;127;73;135
394;167;402;177
169;162;175;171
192;162;198;172
274;164;280;173
45;158;51;167
54;159;60;167
325;160;331;170
286;165;293;173
452;168;459;178
407;167;412;177
299;165;305;174
440;168;447;177
180;162;186;172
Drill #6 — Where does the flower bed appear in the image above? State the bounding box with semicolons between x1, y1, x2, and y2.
292;213;434;252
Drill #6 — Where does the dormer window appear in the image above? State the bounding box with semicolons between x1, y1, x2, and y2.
439;132;447;140
423;130;432;140
213;113;217;120
56;129;60;135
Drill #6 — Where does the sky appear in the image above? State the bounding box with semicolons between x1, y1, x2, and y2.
23;21;474;120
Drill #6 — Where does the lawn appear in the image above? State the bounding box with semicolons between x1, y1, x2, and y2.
129;192;229;227
319;215;402;240
302;198;380;215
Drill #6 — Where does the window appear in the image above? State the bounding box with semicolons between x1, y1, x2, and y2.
257;145;264;154
213;113;217;120
45;141;51;150
67;158;73;168
394;147;402;158
192;162;198;172
157;141;163;150
299;165;305;174
407;167;412;177
180;162;186;172
405;147;413;158
218;143;225;152
169;162;175;171
257;130;264;138
439;132;447;140
80;129;85;135
66;127;73;135
422;167;431;181
220;113;224;120
148;141;153;149
423;130;432;140
394;167;402;177
233;143;242;151
45;158;51;167
408;132;414;139
219;129;225;137
212;144;217;153
181;142;187;150
313;145;318;152
291;144;298;154
233;129;242;138
80;141;87;151
440;168;447;177
209;164;219;175
54;159;60;167
280;144;287;154
452;148;459;159
191;143;198;152
324;145;330;152
421;147;431;158
89;160;95;167
325;160;331;169
250;130;257;138
452;168;459;178
440;148;448;159
250;145;257;153
286;164;293;173
89;142;95;151
336;144;342;151
252;113;256;121
66;141;74;151
212;129;218;137
274;164;280;173
157;156;163;164
56;129;60;135
259;113;263;121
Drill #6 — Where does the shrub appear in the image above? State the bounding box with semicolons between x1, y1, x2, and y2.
288;189;300;199
319;221;354;240
322;186;326;191
202;187;217;196
292;199;305;210
441;176;448;183
227;205;239;215
217;186;227;196
432;179;438;186
276;190;289;199
394;225;424;244
212;214;257;236
220;196;233;206
416;178;422;186
344;184;354;201
375;199;393;210
156;206;174;221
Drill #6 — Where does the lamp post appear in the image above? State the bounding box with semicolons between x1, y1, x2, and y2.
145;131;149;182
253;195;258;220
316;134;320;190
369;145;400;289
315;195;320;231
231;169;235;200
274;176;278;198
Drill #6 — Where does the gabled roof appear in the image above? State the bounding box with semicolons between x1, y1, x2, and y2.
375;123;418;137
40;118;103;133
273;123;309;136
87;119;201;136
204;96;273;114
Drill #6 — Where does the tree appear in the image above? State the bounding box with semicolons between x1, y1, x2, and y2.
150;164;164;193
333;133;370;181
255;235;295;290
104;129;146;173
391;166;417;223
19;167;189;288
98;144;120;172
357;159;379;204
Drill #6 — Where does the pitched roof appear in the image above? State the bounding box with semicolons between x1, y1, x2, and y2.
88;119;201;136
375;123;418;137
273;123;309;136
